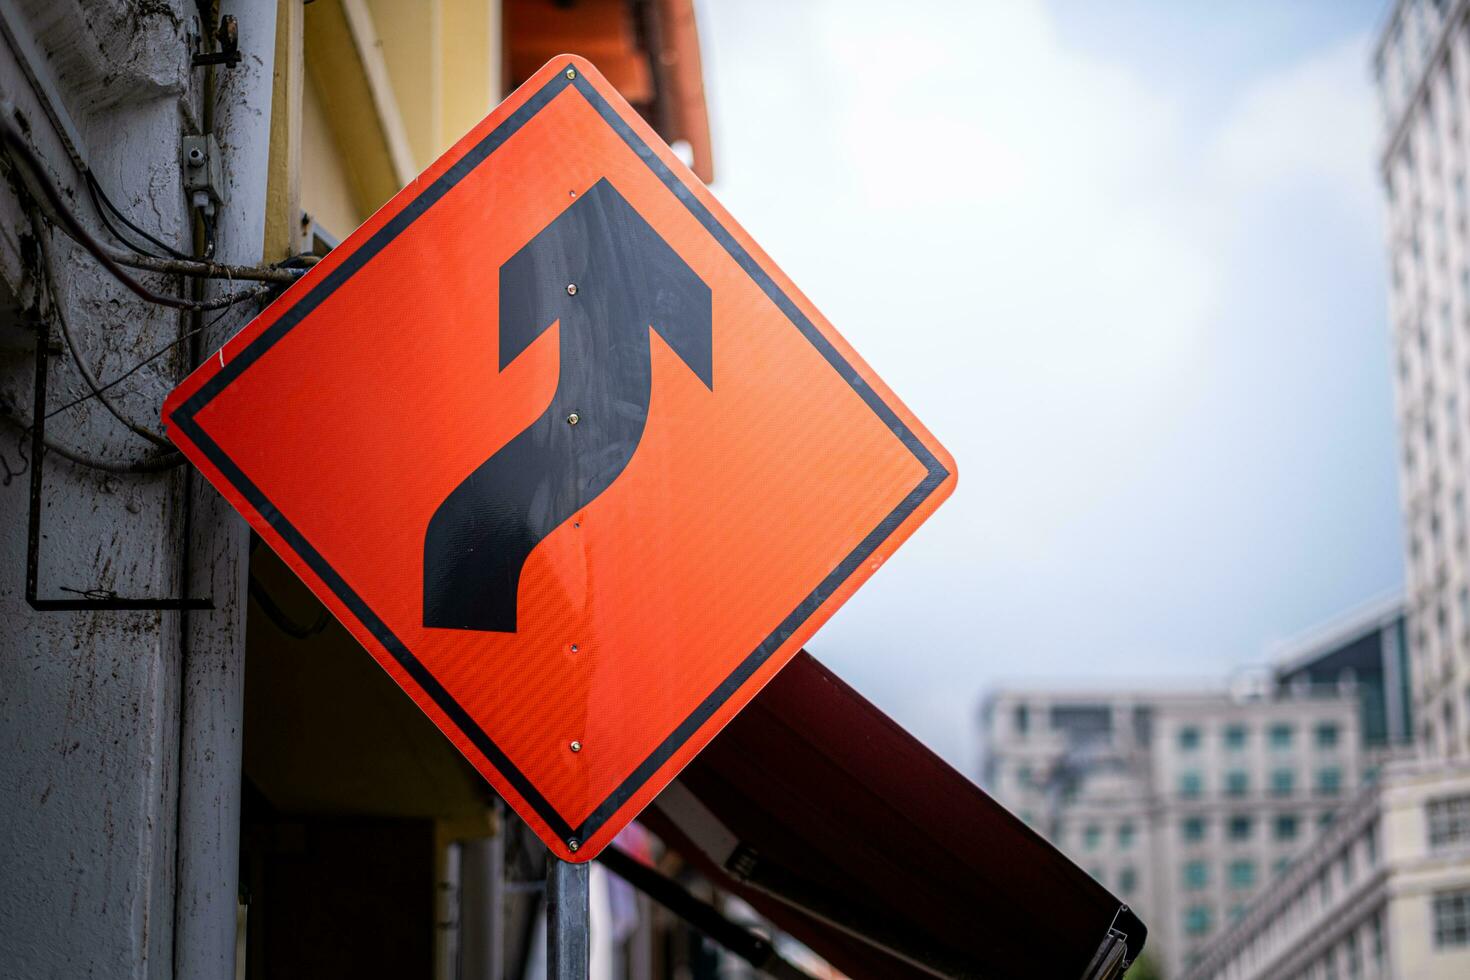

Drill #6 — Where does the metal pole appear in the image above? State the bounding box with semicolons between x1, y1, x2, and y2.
546;856;590;980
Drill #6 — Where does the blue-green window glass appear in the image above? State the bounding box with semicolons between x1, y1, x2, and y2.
1184;905;1212;937
1118;822;1135;850
1016;765;1032;787
1271;769;1295;797
1229;860;1256;890
1269;723;1294;749
1224;724;1247;750
1182;817;1206;843
1274;814;1300;841
1228;815;1252;841
1316;722;1341;749
1225;771;1249;797
1179;772;1203;798
1118;867;1137;894
1317;767;1343;797
1084;825;1102;851
1178;726;1202;751
1183;861;1209;890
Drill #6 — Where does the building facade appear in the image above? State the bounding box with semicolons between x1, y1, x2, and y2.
981;686;1362;977
1272;593;1414;757
1375;0;1470;758
1183;760;1470;980
0;2;714;978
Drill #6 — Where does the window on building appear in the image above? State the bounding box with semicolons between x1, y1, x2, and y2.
1275;813;1300;841
1317;768;1343;797
1224;724;1247;750
1274;856;1291;877
1427;794;1470;848
1184;905;1212;937
1051;704;1113;743
1179;772;1203;798
1016;765;1032;788
1228;815;1253;841
1118;867;1136;895
1225;771;1249;797
1183;860;1209;890
1371;912;1385;970
1228;859;1256;890
1084;824;1102;851
1014;704;1029;735
1366;822;1378;865
1345;932;1362;980
1316;722;1341;749
1229;903;1246;924
1182;816;1206;843
1320;809;1338;829
1270;723;1294;749
1118;821;1135;851
1433;889;1470;947
1271;769;1296;797
1179;726;1202;751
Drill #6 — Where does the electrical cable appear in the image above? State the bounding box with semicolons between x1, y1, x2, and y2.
0;110;286;310
0;400;182;473
83;168;191;261
43;311;224;421
32;211;173;448
247;575;332;639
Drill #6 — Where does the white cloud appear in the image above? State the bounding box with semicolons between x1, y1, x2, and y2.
1211;34;1381;212
697;0;1393;768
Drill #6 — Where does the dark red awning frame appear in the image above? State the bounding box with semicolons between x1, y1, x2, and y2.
632;651;1146;979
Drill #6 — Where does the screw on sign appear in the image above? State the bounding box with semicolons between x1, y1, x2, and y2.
162;57;955;869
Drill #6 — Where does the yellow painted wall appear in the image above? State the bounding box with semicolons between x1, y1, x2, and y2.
440;0;502;149
295;0;502;243
301;76;364;241
366;0;442;170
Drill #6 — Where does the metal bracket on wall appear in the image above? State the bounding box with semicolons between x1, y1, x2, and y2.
25;332;212;611
191;14;241;69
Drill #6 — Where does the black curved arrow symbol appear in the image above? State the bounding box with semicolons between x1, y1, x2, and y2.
423;179;713;631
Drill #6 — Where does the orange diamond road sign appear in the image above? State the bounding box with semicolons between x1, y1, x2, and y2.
163;56;956;861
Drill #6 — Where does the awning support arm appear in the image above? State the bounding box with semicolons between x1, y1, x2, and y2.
597;846;818;980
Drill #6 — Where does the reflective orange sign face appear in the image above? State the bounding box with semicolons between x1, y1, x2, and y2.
163;56;955;861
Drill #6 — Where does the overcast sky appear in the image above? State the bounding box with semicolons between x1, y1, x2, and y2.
695;0;1401;772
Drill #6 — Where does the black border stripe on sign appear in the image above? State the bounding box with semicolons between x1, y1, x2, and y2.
172;66;950;848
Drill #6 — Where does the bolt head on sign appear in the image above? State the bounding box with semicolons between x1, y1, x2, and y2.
162;56;956;862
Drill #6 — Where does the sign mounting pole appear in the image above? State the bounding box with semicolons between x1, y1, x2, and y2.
546;856;590;979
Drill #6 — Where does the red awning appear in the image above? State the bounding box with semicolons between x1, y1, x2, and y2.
640;651;1146;979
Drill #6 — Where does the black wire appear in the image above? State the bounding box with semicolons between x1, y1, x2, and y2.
0;113;264;312
200;208;217;260
83;170;187;261
44;303;238;420
0;399;183;472
247;574;332;640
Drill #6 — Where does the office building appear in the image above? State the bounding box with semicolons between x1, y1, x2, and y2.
1272;593;1414;756
1183;759;1470;980
1376;0;1470;757
981;686;1360;977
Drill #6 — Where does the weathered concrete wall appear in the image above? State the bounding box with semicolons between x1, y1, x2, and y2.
172;2;276;976
0;2;262;977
